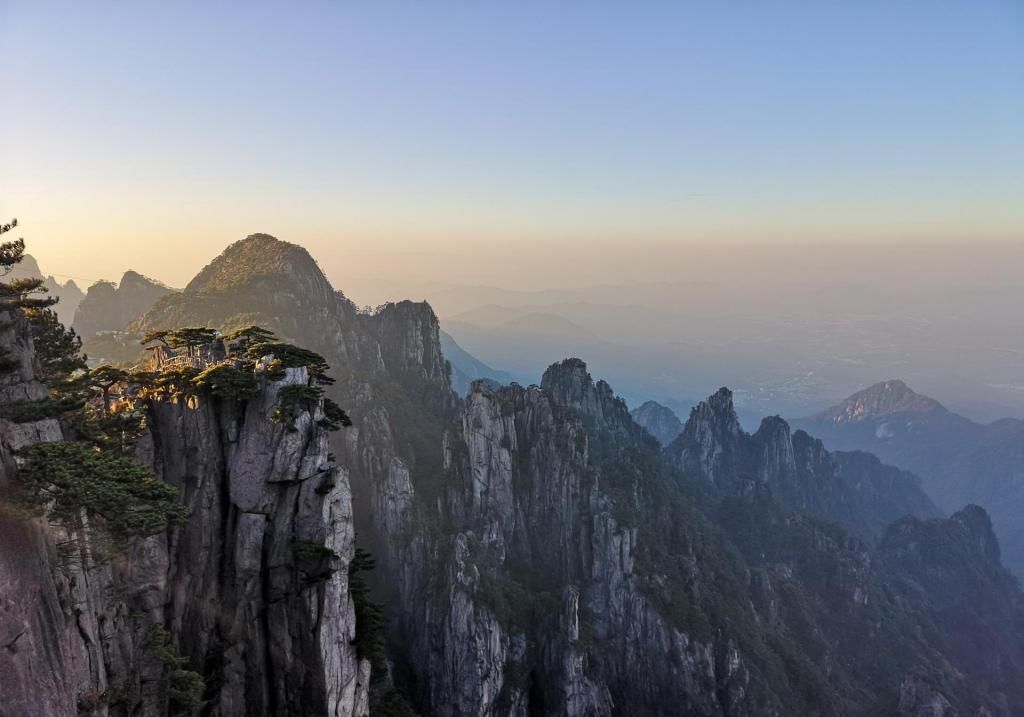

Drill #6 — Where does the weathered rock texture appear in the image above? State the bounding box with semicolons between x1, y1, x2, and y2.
80;234;1024;715
0;305;369;716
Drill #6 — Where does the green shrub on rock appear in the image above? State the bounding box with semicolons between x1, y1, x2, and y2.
16;441;187;542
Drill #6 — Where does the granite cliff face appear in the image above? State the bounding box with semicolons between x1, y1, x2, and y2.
352;350;1024;715
878;506;1024;715
0;307;86;716
0;305;369;716
347;360;766;715
7;234;1024;716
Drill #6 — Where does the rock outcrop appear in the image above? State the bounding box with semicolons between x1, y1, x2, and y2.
348;349;1018;715
15;233;1024;716
878;506;1024;714
0;307;91;716
0;304;369;716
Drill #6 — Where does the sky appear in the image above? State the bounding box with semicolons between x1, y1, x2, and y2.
1;1;1023;288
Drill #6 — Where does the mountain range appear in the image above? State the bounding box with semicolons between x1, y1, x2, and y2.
4;234;1023;715
793;379;1024;578
9;254;84;326
72;270;175;339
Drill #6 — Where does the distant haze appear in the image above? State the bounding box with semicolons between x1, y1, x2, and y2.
3;2;1022;422
42;234;1024;426
2;2;1022;285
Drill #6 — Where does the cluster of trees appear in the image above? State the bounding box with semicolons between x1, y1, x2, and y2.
1;220;185;546
1;220;352;541
0;219;59;312
138;324;351;430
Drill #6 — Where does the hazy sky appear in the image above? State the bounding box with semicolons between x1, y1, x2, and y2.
2;1;1022;287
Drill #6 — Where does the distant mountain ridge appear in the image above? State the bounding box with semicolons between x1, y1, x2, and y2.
72;270;175;339
439;329;516;395
8;254;85;326
794;380;1024;577
9;233;1023;714
666;387;942;545
630;399;684;446
817;379;947;423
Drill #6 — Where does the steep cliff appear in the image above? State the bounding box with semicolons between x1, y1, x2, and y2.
877;506;1024;715
43;233;1024;715
0;307;93;716
0;306;369;716
349;351;1020;715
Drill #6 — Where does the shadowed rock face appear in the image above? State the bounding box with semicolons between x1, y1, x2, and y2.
0;302;369;716
630;399;684;446
7;234;1024;716
0;308;79;717
877;506;1024;711
137;364;369;716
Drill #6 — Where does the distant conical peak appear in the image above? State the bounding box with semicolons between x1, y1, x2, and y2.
823;379;947;423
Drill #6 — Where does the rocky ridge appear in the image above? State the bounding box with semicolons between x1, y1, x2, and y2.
666;387;941;543
6;234;1024;715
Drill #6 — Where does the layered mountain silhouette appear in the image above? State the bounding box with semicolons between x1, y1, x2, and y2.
794;380;1024;576
666;386;941;544
439;328;516;395
72;270;175;339
9;233;1024;715
8;254;84;326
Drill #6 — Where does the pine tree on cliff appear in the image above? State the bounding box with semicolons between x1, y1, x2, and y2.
0;219;57;311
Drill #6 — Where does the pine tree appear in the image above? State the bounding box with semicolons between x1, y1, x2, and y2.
0;219;56;311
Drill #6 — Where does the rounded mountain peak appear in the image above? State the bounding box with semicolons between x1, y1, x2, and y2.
185;233;326;294
541;358;591;393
